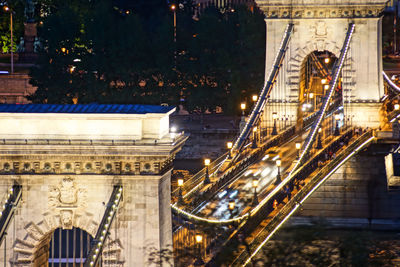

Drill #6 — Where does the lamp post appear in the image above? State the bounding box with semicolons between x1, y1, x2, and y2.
309;92;315;111
204;159;211;185
240;103;246;116
316;128;323;149
271;112;278;135
193;233;205;266
3;6;13;74
395;103;400;111
334;114;340;136
178;178;184;204
324;58;330;64
228;200;235;217
251;178;259;207
170;4;177;69
276;159;281;184
252;126;258;148
227;141;233;159
295;142;301;160
170;4;176;43
252;95;258;102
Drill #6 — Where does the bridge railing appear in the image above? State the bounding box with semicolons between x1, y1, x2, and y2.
210;127;357;265
383;71;400;94
231;129;374;266
171;152;228;200
172;98;344;213
174;126;297;214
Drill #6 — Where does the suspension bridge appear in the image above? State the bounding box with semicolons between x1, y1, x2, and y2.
0;0;397;266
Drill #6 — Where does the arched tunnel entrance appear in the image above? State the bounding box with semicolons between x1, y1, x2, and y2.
298;50;342;120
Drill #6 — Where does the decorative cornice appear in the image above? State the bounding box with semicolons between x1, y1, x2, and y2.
256;1;388;19
263;6;386;19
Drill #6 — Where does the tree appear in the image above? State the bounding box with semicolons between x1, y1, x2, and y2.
29;0;177;104
28;1;266;115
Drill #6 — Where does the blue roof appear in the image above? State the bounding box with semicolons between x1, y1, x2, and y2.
0;104;175;114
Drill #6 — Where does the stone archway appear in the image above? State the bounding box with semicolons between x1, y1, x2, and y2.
286;40;355;101
11;208;124;266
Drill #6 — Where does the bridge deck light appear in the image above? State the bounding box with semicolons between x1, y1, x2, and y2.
204;159;210;166
276;159;281;167
324;58;330;64
228;200;235;211
252;95;258;102
395;104;400;111
226;142;233;149
295;142;301;150
195;233;203;243
252;178;259;188
321;78;327;84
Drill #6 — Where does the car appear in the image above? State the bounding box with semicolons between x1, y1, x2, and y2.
263;147;280;161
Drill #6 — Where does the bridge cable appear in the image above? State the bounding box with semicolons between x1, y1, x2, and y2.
0;183;22;246
230;23;294;162
83;185;122;267
289;23;355;175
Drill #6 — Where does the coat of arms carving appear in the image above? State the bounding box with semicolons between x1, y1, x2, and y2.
48;177;87;208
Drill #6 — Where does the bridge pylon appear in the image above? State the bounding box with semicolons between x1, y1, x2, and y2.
256;0;388;130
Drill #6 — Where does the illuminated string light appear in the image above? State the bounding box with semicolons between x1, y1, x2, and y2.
241;134;374;266
383;71;400;93
290;23;355;177
230;23;294;160
86;185;122;267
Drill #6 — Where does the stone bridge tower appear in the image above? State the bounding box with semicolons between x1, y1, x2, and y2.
257;0;388;130
0;104;186;266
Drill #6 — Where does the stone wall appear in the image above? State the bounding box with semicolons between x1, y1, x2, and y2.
0;74;36;104
295;144;400;226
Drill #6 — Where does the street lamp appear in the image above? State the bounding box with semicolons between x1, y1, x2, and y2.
295;142;301;160
324;58;330;64
170;4;177;69
170;4;176;43
324;84;329;90
276;159;281;184
272;112;278;135
395;103;400;111
194;233;205;266
252;126;258;148
3;6;13;74
251;178;259;207
240;103;246;116
178;178;184;204
252;95;258;102
228;200;235;217
321;78;327;84
316;128;323;149
227;141;233;159
334;114;340;136
204;158;211;184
